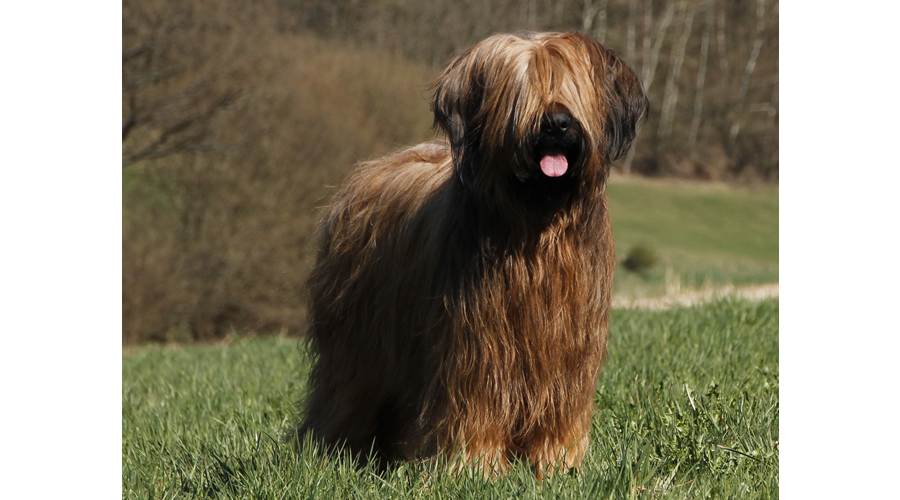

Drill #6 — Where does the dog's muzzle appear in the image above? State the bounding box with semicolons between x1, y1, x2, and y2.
535;112;582;178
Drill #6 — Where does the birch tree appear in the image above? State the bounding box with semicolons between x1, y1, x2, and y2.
623;0;675;174
658;2;695;142
641;0;676;91
581;0;608;44
689;0;713;148
729;0;767;146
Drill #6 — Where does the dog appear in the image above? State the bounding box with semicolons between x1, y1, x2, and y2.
296;31;648;476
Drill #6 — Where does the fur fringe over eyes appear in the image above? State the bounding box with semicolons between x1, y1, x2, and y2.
294;31;648;477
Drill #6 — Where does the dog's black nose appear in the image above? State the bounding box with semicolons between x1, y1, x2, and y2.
547;112;572;134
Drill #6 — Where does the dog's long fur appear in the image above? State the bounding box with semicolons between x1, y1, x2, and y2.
296;31;648;475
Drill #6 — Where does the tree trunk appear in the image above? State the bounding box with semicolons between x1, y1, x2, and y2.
641;1;676;92
658;4;695;142
729;0;766;147
689;1;713;149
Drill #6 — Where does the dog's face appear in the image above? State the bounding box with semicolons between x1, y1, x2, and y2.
432;32;648;197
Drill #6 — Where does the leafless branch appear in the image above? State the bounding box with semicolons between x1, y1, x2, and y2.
123;90;240;167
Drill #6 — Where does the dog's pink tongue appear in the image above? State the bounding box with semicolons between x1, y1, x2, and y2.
540;154;568;177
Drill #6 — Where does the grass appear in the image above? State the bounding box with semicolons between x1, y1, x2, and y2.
123;298;778;498
607;177;779;298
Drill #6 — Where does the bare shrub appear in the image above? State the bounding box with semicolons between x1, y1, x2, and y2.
123;1;434;343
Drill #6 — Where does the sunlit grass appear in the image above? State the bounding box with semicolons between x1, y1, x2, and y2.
123;298;778;499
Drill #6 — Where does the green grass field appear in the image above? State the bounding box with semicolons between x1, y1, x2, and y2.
607;177;779;298
123;298;778;499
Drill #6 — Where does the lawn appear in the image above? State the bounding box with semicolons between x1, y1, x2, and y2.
607;177;779;298
123;298;779;499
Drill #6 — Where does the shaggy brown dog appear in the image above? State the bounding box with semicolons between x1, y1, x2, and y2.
297;31;647;475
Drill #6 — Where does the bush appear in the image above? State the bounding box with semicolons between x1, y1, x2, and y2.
622;244;658;276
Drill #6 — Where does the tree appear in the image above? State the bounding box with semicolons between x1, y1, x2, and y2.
121;0;279;167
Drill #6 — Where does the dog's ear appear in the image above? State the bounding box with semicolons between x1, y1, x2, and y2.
431;50;481;148
582;35;649;161
431;44;492;189
605;57;649;161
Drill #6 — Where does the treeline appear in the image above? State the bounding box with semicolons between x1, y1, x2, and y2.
283;0;779;180
122;0;777;343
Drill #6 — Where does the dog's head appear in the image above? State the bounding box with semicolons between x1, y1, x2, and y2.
432;31;648;197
